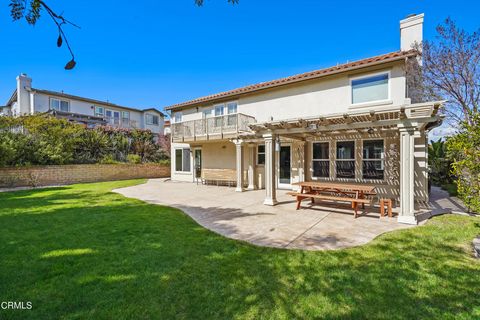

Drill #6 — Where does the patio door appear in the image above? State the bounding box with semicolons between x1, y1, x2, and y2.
194;148;202;181
278;145;291;189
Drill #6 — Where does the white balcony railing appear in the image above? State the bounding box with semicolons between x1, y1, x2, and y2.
105;117;138;129
172;113;255;141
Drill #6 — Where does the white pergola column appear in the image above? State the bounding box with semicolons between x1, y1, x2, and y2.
234;139;244;192
398;125;419;224
263;133;278;205
247;144;256;190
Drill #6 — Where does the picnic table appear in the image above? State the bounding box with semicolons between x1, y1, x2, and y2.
288;181;377;218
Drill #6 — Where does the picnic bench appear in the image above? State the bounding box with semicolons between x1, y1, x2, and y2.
201;168;237;187
288;181;377;218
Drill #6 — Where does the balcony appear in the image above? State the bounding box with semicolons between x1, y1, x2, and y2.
172;113;256;142
105;117;138;129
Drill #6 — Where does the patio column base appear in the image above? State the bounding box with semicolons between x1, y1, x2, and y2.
263;198;278;206
397;215;418;225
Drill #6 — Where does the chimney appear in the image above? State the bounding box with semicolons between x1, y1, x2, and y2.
400;13;424;51
16;73;32;115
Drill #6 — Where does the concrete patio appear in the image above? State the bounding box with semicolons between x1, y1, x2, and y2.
114;179;427;250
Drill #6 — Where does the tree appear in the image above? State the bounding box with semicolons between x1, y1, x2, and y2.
428;138;452;185
410;18;480;125
8;0;238;70
446;114;480;212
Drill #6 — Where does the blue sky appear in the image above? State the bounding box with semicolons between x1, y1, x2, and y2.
0;0;478;116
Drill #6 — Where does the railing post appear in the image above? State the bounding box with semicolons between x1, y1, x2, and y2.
193;120;196;142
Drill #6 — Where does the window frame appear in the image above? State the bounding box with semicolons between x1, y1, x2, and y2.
226;101;238;114
49;97;70;112
174;112;182;123
94;106;104;117
174;148;191;173
146;113;159;126
256;144;265;166
349;71;391;107
311;141;330;179
361;138;385;180
335;140;356;179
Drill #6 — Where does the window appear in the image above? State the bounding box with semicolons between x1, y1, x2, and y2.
146;114;159;125
363;140;384;180
257;145;265;165
214;104;224;127
94;106;104;117
202;109;212;118
351;73;389;104
336;141;355;178
50;98;69;112
174;112;182;123
121;111;130;124
175;148;191;172
226;102;237;126
312;142;329;178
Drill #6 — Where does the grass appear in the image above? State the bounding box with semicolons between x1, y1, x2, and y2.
1;180;480;319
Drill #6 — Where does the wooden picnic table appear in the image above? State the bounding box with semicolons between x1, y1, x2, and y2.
289;181;377;218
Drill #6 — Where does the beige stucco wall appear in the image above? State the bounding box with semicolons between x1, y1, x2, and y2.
171;129;430;205
171;62;408;124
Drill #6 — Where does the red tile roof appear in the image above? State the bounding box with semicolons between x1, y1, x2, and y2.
165;50;417;111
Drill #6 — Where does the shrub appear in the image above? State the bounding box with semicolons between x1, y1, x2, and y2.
0;114;169;167
446;114;480;213
127;154;142;164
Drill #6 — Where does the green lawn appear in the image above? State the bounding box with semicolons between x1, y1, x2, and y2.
1;180;479;319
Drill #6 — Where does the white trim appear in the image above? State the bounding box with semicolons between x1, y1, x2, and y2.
311;141;330;179
335;140;356;180
174;147;192;173
349;70;391;107
361;138;386;181
49;97;70;112
277;143;292;189
256;144;265;166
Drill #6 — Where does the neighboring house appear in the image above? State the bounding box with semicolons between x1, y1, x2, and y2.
4;74;165;134
166;13;443;225
164;120;171;135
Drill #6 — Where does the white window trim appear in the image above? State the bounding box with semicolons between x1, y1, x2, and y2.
214;103;225;116
174;148;191;173
146;113;159;126
311;141;330;179
226;101;238;114
49;97;70;112
361;138;386;181
94;106;105;117
256;144;265;166
335;140;356;180
174;112;182;123
349;70;392;108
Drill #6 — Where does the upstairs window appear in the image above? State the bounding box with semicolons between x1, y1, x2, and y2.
214;104;224;127
336;141;355;179
226;102;237;126
351;73;389;104
257;145;265;165
50;98;69;112
312;142;329;178
227;102;237;114
146;114;159;125
363;140;385;180
121;111;130;124
94;106;104;117
174;112;182;123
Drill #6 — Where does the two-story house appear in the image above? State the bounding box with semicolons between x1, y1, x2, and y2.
165;14;443;225
3;74;165;134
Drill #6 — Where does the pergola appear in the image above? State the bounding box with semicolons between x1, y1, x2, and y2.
232;101;444;224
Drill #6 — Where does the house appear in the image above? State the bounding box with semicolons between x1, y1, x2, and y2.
164;120;171;135
3;74;165;134
165;13;442;225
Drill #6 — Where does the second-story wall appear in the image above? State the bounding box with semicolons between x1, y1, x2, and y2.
171;61;408;124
